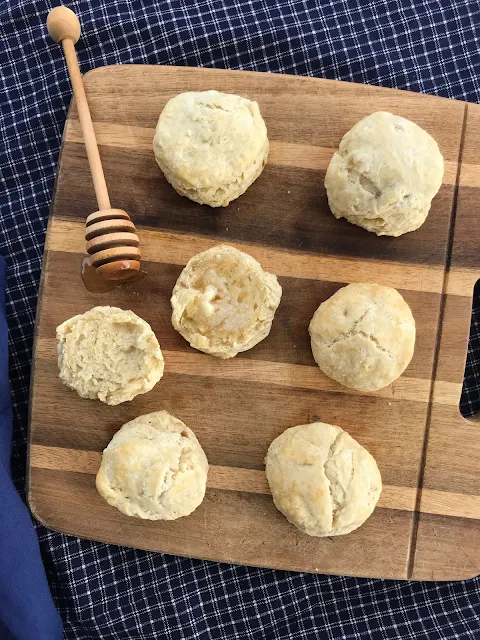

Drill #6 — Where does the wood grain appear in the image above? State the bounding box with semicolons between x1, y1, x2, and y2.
29;467;415;578
30;445;480;519
411;103;480;580
28;65;480;580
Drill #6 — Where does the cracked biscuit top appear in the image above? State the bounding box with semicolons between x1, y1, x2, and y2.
324;111;444;236
309;283;415;391
265;422;382;537
96;411;209;520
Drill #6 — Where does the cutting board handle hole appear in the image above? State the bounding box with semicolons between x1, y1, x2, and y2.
459;279;480;420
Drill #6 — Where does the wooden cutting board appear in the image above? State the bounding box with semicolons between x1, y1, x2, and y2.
28;65;480;580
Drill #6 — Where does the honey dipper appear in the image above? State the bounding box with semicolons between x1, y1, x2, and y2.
47;6;140;280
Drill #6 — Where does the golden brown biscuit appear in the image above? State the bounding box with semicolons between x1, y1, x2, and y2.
265;422;382;536
96;411;208;520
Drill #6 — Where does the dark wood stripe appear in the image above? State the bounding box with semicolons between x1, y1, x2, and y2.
55;142;456;266
452;185;480;268
31;361;428;487
40;250;441;378
434;293;475;385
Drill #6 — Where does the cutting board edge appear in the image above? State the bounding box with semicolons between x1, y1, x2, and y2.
83;63;469;110
27;469;480;581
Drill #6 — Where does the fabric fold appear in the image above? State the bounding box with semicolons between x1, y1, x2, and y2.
0;257;62;640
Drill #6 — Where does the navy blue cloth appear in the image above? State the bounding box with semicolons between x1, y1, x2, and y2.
0;258;62;640
1;1;480;639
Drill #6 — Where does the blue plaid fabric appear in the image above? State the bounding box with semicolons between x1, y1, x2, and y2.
1;0;480;638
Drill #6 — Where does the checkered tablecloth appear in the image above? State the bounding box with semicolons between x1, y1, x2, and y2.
1;1;480;638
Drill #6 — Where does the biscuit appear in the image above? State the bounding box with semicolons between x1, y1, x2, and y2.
56;306;164;405
96;411;208;520
171;245;282;359
324;111;444;236
153;90;269;207
265;422;382;536
309;283;415;391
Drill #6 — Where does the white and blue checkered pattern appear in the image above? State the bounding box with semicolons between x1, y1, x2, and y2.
1;1;479;638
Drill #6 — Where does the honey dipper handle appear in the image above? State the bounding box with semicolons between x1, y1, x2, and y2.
48;8;111;211
61;39;111;210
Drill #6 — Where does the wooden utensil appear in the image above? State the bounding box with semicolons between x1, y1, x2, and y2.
46;6;140;280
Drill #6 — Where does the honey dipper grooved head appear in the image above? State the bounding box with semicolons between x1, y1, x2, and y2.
47;6;81;44
97;260;141;281
86;209;141;281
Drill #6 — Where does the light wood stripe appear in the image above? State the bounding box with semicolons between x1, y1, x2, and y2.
30;445;416;510
459;161;480;188
30;444;480;519
48;218;451;294
163;350;455;405
65;119;459;185
445;269;479;296
432;380;464;406
47;219;478;297
35;338;462;406
419;488;480;520
30;444;272;496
